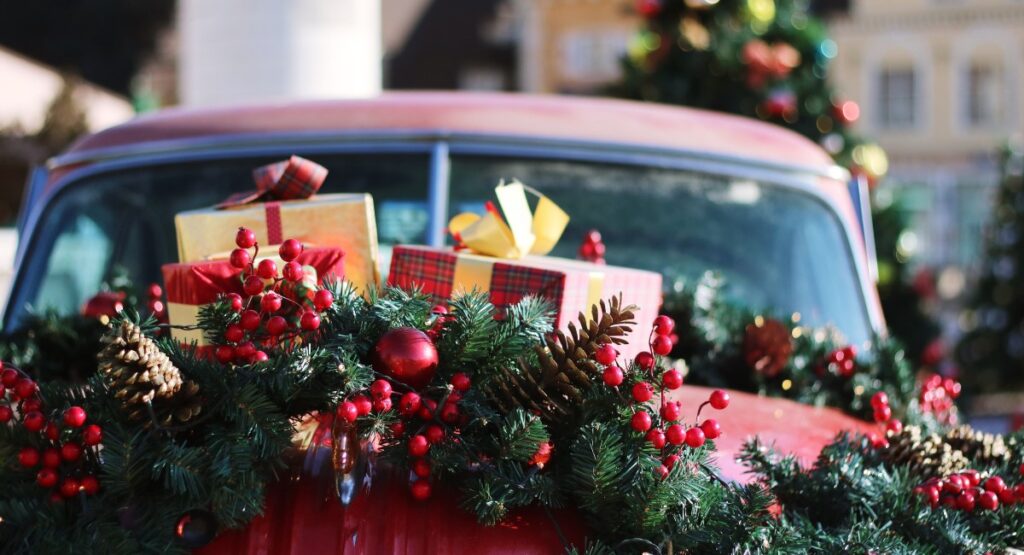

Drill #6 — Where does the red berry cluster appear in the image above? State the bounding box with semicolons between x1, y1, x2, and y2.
817;345;857;378
425;305;451;342
2;364;103;502
597;315;729;479
577;229;606;265
913;469;1024;513
214;228;335;365
866;391;903;447
918;373;960;425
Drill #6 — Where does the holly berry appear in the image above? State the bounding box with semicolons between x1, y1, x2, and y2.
666;424;685;445
425;425;445;444
337;401;359;423
922;485;940;508
942;475;963;495
18;447;40;468
243;275;265;296
42;448;61;468
370;379;393;401
226;293;244;312
235;227;257;249
229;248;252;269
234;342;256;361
660;401;682;422
313;289;335;312
225;324;245;343
44;422;59;441
15;378;37;399
962;469;981;487
283;261;304;282
239;309;261;331
630;411;652;432
655;464;670;480
700;419;721;440
373;397;393;413
279;239;303;262
870;391;889;410
602;366;624;387
350;395;370;416
653;315;675;336
886;419;903;435
685;427;706;448
63;406;87;428
408;435;430;457
260;292;282;313
646;428;666;449
36;468;58;488
984;476;1006;494
254;350;269;363
1020;463;1024;476
83;424;103;446
631;382;654;403
215;345;235;364
22;398;42;413
998;487;1016;506
390;421;406;436
60;478;80;499
869;433;889;449
1;368;18;387
300;311;321;331
709;390;730;410
451;373;471;392
664;454;680;470
81;475;100;496
418;399;438;420
0;405;11;423
399;392;422;416
410;479;432;501
634;351;655;371
412;458;431;479
23;411;45;432
978;490;999;511
1014;484;1024;501
266;315;288;336
256;259;278;280
594;343;617;365
873;405;892;423
957;490;976;512
652;335;673;356
661;369;683;390
440;403;460;424
61;442;82;462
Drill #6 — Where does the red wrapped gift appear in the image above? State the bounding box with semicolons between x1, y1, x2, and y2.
162;247;345;347
388;245;662;358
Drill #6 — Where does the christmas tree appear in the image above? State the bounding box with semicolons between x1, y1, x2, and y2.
959;145;1024;393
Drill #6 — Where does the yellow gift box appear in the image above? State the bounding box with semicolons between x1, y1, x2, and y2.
174;193;380;293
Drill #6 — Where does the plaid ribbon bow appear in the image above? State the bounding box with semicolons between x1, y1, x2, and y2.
218;155;328;208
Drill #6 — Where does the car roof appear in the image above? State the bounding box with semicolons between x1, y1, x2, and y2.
61;92;837;172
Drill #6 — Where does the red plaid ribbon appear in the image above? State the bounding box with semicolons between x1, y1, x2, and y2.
218;155;328;208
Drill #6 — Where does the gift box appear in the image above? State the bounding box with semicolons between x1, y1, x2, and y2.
162;247;346;347
173;156;380;293
388;245;662;358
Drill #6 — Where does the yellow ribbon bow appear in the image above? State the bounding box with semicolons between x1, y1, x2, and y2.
448;180;570;259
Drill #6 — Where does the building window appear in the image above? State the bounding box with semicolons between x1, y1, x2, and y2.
560;30;629;83
877;67;916;129
966;64;1002;127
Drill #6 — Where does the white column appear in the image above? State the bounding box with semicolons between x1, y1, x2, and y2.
179;0;381;106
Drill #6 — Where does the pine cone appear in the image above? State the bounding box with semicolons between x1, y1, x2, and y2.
483;296;636;422
98;321;202;427
944;425;1011;466
742;317;793;378
882;425;969;479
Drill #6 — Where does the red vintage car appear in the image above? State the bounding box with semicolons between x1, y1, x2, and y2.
11;93;878;552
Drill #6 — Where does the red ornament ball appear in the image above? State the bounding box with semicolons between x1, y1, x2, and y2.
685;427;706;448
260;292;282;313
700;419;721;440
408;434;430;457
646;428;666;449
709;390;730;410
235;227;257;249
61;442;83;462
631;382;654;403
337;401;359;423
653;315;675;336
594;343;617;366
313;289;335;312
42;448;61;468
451;372;472;392
279;239;303;262
23;410;46;432
630;411;652;432
63;407;87;429
81;475;100;496
661;368;683;390
243;275;265;296
635;351;655;371
229;248;251;269
283;261;305;282
0;405;11;423
660;401;682;422
373;327;439;390
666;424;685;446
602;366;624;387
652;335;673;356
300;311;321;331
410;479;432;501
83;424;103;446
18;447;40;468
36;468;58;488
978;490;999;511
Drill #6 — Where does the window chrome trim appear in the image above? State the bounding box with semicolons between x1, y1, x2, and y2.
11;134;879;337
